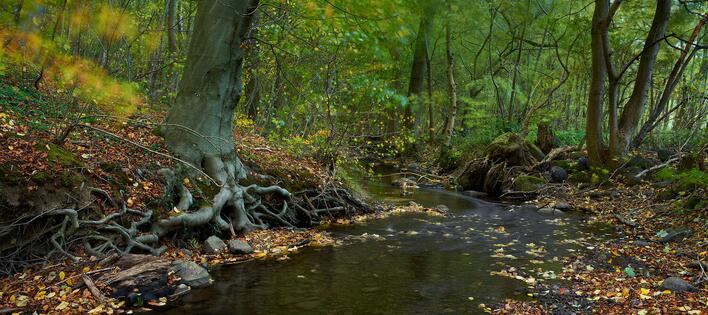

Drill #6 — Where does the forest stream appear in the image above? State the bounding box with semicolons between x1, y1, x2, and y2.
156;170;615;315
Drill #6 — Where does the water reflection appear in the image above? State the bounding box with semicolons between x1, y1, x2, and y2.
156;172;613;315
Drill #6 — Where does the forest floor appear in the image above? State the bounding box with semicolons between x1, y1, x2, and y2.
1;81;706;314
492;174;707;314
0;81;448;314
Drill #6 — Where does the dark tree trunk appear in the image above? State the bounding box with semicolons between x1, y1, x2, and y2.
406;13;433;130
617;0;671;152
586;0;609;166
632;16;705;148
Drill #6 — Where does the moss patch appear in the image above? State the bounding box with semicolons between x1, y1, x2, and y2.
513;175;545;192
36;143;81;167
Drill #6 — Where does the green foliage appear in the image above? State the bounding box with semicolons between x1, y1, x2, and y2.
655;167;708;188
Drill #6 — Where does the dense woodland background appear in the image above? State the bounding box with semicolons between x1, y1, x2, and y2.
1;0;705;166
0;1;707;313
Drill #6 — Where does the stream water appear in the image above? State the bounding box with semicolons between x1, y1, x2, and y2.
157;171;614;314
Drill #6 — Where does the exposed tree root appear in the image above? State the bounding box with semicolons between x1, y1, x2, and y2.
47;205;165;260
152;156;369;238
2;154;368;270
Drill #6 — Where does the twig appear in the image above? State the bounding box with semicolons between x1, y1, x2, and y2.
81;274;107;302
634;157;680;179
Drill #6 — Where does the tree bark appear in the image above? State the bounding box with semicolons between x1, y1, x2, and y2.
406;13;433;130
443;5;457;147
163;0;254;165
617;0;671;152
586;0;609;166
632;16;705;148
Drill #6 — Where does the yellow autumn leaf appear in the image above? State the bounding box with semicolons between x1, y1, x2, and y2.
59;271;66;281
14;295;29;307
640;288;650;295
55;301;69;310
83;266;90;273
34;290;46;300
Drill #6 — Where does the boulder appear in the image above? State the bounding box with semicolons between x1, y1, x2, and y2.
204;236;227;254
569;171;592;183
659;228;692;244
551;160;576;172
655;148;675;162
659;277;697;293
513;175;545;192
228;239;254;255
172;284;190;297
626;155;659;170
170;261;212;288
554;202;573;212
550;166;568;183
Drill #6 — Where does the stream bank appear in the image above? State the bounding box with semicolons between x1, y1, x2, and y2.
153;169;616;315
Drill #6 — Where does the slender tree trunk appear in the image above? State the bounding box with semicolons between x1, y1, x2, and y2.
166;0;179;95
586;0;609;166
167;0;177;53
617;0;671;152
632;16;705;148
508;24;526;123
443;7;457;147
426;43;434;143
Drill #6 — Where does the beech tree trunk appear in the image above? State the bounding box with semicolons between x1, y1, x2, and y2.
617;0;671;152
157;0;292;235
406;13;433;130
163;0;254;165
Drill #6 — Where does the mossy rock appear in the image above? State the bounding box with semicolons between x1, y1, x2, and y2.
626;155;658;170
684;195;704;210
513;175;545;192
569;171;592;183
551;160;580;173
